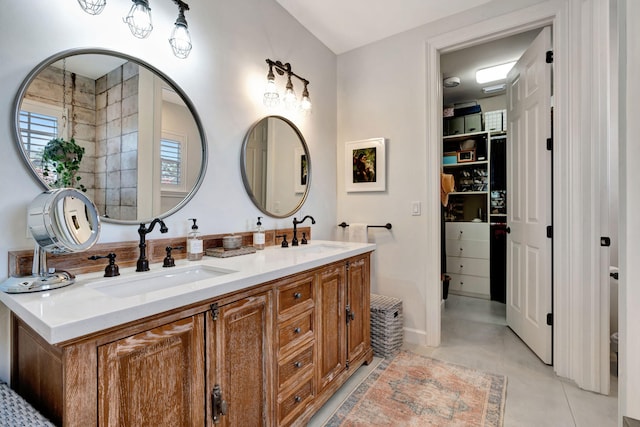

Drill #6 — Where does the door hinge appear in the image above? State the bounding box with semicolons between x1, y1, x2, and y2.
546;226;553;238
546;313;553;326
211;384;228;424
209;303;219;321
546;138;553;151
546;50;554;63
600;236;611;247
346;260;350;271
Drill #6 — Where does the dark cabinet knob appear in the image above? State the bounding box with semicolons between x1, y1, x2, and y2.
294;327;301;334
294;396;302;403
294;361;302;368
293;292;302;299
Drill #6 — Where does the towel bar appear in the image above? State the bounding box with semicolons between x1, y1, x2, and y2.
338;222;392;230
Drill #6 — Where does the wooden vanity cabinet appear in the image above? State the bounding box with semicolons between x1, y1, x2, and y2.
98;315;206;426
10;252;373;426
206;291;274;427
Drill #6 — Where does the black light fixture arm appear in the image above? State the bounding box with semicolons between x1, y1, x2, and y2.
266;59;309;87
172;0;190;13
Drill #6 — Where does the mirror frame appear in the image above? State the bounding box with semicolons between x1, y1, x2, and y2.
240;115;311;218
12;48;208;225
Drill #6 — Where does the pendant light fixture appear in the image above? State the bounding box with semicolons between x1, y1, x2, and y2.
124;0;153;39
263;59;312;113
77;0;106;15
169;0;192;59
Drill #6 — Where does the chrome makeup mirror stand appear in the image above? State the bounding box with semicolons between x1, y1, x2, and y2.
1;189;101;293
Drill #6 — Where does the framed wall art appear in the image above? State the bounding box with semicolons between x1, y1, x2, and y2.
344;138;386;192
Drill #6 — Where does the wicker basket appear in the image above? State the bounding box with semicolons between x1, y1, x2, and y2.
370;294;403;358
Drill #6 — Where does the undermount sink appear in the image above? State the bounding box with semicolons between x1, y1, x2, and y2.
87;265;236;298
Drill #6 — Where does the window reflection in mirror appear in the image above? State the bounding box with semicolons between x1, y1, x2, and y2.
15;50;207;224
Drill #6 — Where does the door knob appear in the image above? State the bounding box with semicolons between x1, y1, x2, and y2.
506;227;511;233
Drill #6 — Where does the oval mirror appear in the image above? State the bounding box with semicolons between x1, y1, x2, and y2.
13;48;207;224
241;116;310;218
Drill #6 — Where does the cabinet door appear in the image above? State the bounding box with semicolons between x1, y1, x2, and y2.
206;292;274;427
98;315;205;427
346;255;371;365
316;263;347;393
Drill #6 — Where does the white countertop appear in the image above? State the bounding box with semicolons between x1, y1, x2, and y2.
0;240;375;345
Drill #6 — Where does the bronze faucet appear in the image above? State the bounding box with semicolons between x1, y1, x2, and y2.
136;218;168;272
292;215;315;246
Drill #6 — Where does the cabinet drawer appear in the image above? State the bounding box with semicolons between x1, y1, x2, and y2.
277;276;314;316
445;239;489;259
446;257;489;277
278;310;314;354
278;342;314;390
447;273;490;297
278;375;314;425
445;222;489;241
464;113;482;133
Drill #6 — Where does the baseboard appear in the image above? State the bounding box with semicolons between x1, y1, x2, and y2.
403;327;428;346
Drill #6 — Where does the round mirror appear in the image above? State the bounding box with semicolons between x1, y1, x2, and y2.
241;116;310;218
13;48;208;224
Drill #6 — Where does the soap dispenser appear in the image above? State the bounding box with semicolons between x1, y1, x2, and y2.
187;218;204;261
253;216;265;250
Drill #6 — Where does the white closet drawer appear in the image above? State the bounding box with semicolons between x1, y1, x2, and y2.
445;222;489;241
445;239;489;259
446;257;489;277
447;273;490;297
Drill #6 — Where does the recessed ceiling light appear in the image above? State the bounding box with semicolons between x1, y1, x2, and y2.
482;83;506;94
476;61;516;84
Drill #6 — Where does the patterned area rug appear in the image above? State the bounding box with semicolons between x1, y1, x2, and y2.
325;351;506;426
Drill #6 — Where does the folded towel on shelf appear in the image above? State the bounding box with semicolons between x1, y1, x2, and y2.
348;223;368;243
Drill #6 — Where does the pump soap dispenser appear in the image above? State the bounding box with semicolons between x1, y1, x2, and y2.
253;216;265;250
187;218;204;261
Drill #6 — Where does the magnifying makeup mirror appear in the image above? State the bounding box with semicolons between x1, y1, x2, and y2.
1;188;101;293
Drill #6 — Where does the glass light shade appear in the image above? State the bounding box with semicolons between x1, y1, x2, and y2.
299;95;312;114
78;0;106;15
263;78;279;107
283;86;297;110
124;1;153;39
475;61;516;84
169;24;192;59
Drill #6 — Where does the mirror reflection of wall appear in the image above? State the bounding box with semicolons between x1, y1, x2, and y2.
16;50;206;224
242;116;310;218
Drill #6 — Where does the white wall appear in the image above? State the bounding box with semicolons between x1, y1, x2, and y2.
336;0;548;345
0;0;337;382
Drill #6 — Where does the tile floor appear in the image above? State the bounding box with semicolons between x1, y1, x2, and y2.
309;294;618;426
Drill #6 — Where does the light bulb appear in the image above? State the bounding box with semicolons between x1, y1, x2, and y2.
169;10;192;59
263;68;279;107
124;0;153;39
299;85;312;114
283;76;297;110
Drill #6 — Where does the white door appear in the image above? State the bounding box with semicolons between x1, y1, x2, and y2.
506;27;553;364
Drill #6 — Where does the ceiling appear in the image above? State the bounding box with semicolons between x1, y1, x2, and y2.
275;0;493;55
441;28;542;105
276;1;543;105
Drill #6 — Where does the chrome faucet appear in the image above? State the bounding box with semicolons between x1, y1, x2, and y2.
292;215;316;246
136;218;169;272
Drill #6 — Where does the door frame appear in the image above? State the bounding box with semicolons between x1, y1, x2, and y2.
424;0;612;394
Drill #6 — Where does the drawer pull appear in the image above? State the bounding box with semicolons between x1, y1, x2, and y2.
294;396;302;404
293;292;302;299
294;361;303;368
294;327;301;334
459;230;463;239
460;281;464;286
460;265;464;269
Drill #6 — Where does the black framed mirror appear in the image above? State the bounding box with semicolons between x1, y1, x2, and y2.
241;116;310;218
13;48;208;224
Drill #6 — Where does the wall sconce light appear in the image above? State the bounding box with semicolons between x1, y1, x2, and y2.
263;59;312;114
78;0;107;15
169;0;192;59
